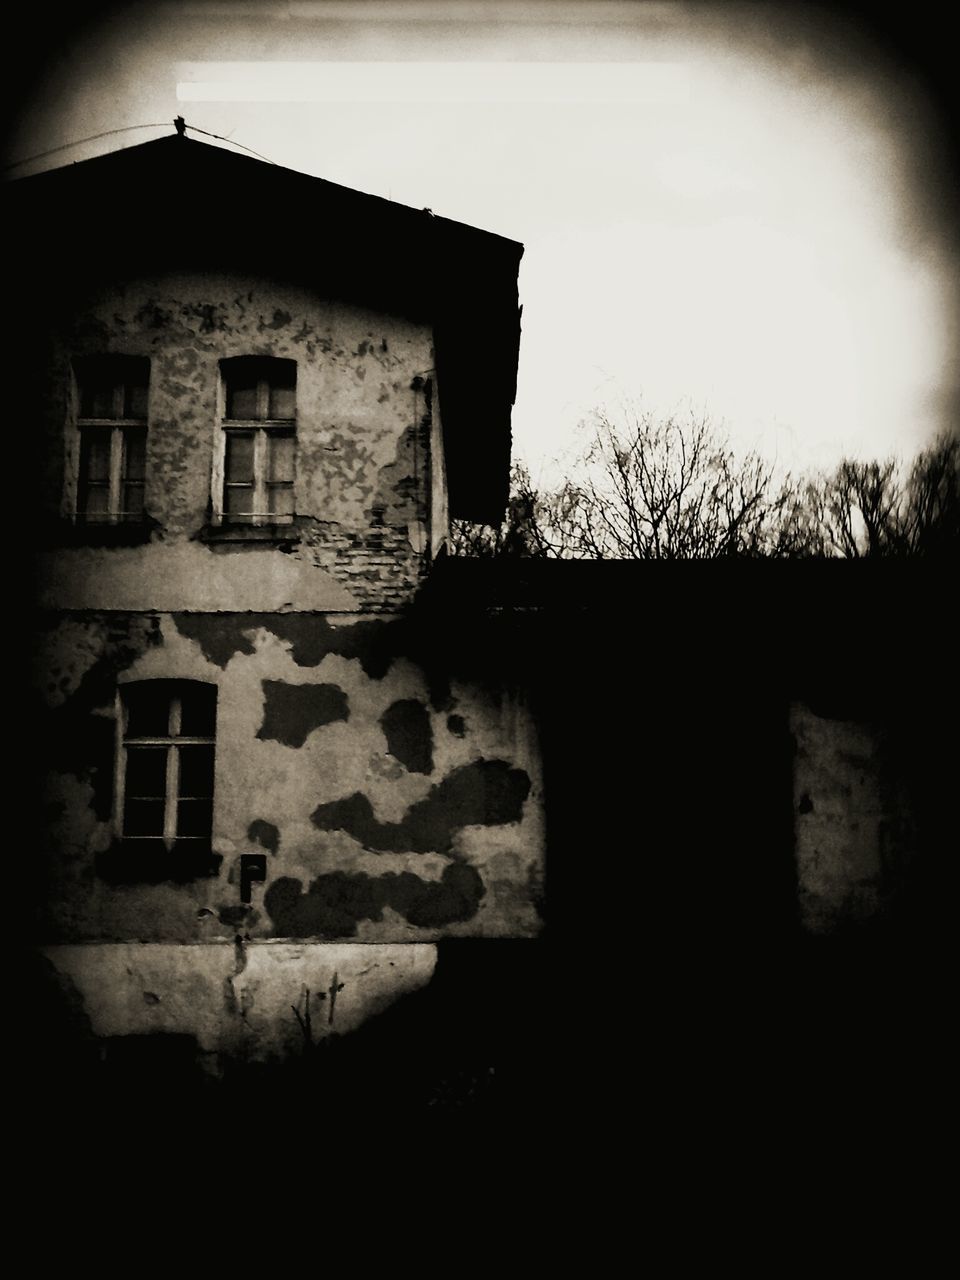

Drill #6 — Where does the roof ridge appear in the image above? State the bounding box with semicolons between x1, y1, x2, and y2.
7;129;523;251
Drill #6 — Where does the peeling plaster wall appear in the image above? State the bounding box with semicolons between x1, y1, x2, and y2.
791;702;916;933
37;272;443;610
37;611;545;947
32;269;537;1064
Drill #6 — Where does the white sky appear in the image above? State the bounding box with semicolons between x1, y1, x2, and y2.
9;0;958;485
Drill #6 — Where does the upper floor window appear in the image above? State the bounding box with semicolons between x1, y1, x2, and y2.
117;680;217;852
219;356;296;525
74;355;149;523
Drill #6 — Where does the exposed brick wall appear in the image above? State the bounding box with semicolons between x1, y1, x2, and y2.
304;521;427;610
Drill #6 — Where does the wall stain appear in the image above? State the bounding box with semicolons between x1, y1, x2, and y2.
247;819;280;854
311;758;530;854
259;308;292;331
218;904;260;930
265;862;485;937
171;612;452;708
185;302;225;333
257;680;349;747
134;302;173;329
380;699;433;774
173;612;393;672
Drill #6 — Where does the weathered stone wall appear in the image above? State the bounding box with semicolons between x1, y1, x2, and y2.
791;702;917;933
36;611;545;946
36;271;441;610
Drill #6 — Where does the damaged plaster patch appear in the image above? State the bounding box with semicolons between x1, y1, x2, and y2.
173;613;390;672
170;613;451;708
265;863;484;937
380;699;433;774
311;758;530;854
257;680;349;747
247;820;280;855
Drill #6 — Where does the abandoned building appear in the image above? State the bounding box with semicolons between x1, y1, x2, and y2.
17;130;542;1079
14;129;953;1110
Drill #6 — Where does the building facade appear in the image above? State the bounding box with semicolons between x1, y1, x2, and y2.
18;133;542;1072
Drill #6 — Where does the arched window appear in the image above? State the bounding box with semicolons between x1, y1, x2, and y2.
118;680;216;851
217;356;296;525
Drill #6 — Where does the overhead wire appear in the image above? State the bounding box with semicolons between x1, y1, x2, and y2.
182;125;277;165
3;123;171;170
4;120;277;172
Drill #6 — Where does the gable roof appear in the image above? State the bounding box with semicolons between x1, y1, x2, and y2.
6;133;523;523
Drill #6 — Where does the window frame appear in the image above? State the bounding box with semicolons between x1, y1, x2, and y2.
213;357;297;528
115;681;217;853
73;356;149;525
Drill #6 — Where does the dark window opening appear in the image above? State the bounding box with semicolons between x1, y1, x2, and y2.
119;680;217;853
74;356;149;524
220;357;297;525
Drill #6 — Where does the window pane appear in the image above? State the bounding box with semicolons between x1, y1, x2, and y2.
124;797;165;838
81;428;112;482
78;357;149;418
124;684;172;737
225;432;255;483
179;685;217;737
269;384;296;420
267;432;295;483
225;487;255;519
80;381;116;419
178;745;215;797
226;377;259;419
81;484;111;520
267;484;294;517
125;380;149;420
123;426;146;482
122;483;145;518
177;798;213;838
125;746;167;798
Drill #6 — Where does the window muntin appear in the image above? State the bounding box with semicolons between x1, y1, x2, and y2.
75;356;149;523
220;357;296;525
118;681;216;850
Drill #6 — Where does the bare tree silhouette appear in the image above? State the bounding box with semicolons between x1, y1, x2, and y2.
451;409;959;562
778;433;959;558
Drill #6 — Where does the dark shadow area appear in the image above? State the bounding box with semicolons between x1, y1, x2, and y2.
24;560;955;1154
